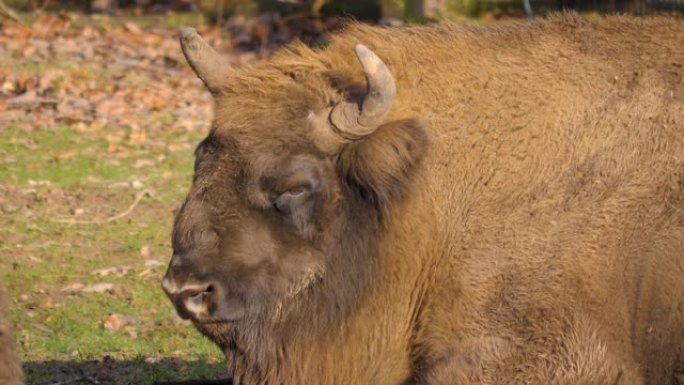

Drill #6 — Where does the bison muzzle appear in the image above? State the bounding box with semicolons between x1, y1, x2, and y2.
163;14;684;385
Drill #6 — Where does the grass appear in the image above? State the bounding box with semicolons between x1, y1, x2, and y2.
0;126;198;187
0;120;226;382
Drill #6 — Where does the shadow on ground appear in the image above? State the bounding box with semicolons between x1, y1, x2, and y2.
24;358;231;385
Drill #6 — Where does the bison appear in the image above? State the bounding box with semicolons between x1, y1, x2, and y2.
0;284;24;385
162;14;684;385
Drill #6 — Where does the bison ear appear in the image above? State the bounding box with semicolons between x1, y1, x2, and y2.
336;118;428;216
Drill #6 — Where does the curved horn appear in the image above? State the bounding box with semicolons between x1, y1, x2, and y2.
329;44;397;139
179;27;232;94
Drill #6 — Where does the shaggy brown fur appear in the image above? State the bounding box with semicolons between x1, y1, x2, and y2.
165;14;684;385
0;284;24;385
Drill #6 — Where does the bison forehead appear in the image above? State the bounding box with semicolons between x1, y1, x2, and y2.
211;71;335;134
204;107;331;172
192;133;243;181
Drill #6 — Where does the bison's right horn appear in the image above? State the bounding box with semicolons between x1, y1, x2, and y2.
329;44;397;140
179;27;232;94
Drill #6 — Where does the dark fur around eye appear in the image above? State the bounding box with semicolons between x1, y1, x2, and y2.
274;188;311;213
274;188;318;237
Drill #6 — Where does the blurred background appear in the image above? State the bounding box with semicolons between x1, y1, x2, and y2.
3;0;684;50
0;0;682;384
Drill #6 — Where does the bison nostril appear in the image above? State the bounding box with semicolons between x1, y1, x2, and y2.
163;281;216;319
190;289;210;302
189;286;211;301
183;284;214;319
180;284;214;304
185;284;212;297
188;291;205;304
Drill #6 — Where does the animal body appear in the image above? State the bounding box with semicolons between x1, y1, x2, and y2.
0;284;24;385
162;14;684;385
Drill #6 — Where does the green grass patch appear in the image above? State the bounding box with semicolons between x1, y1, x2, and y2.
1;121;222;383
0;125;201;188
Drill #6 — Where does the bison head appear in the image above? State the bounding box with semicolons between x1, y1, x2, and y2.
162;28;427;340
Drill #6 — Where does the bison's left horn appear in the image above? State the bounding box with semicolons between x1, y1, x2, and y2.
329;44;397;139
179;27;232;94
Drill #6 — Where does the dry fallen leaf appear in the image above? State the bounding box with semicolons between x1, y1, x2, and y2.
132;159;155;169
102;313;140;331
51;150;77;162
91;266;132;277
61;283;85;293
82;283;116;294
61;282;116;294
124;21;142;35
140;245;152;259
128;130;148;146
102;314;124;330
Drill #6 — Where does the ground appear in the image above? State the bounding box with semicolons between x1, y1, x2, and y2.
0;13;241;384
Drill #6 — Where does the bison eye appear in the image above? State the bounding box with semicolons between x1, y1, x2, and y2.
272;185;317;237
273;186;310;213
